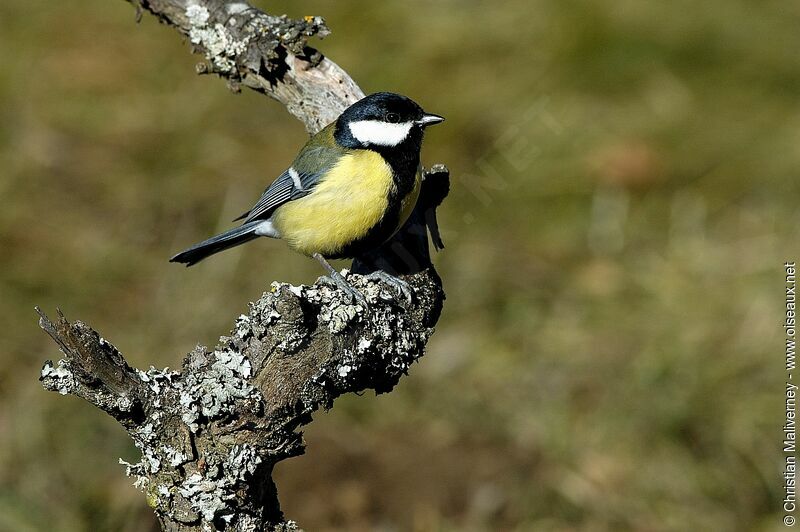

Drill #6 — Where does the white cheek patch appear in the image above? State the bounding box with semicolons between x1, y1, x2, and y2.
348;120;413;147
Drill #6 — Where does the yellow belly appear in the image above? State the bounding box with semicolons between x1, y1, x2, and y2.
271;151;396;257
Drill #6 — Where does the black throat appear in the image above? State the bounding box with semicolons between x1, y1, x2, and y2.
373;135;422;188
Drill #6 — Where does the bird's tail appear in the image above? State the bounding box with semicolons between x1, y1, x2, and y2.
170;220;263;266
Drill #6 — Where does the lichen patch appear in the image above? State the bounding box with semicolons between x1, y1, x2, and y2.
186;4;249;72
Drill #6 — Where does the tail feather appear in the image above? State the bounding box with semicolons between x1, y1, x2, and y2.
170;221;262;266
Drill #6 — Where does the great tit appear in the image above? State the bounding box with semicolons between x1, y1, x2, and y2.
170;92;444;301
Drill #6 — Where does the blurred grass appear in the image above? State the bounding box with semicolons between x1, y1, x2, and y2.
0;0;796;530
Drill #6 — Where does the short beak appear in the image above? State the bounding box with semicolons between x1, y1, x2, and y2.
415;113;445;127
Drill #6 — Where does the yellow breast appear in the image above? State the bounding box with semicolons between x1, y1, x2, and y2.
271;151;395;257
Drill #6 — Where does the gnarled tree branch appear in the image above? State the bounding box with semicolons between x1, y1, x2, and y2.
131;0;365;133
38;1;448;531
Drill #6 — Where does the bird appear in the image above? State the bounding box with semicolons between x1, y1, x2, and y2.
169;92;444;302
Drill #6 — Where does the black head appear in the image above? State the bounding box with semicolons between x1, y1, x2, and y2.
334;92;444;150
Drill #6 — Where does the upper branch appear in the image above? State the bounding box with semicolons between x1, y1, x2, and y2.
131;0;365;133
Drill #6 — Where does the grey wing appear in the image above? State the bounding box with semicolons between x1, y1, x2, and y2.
235;168;322;223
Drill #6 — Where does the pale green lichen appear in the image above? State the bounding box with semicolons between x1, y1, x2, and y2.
119;457;149;490
40;360;74;395
178;349;259;432
163;445;189;467
186;4;249;72
178;444;263;524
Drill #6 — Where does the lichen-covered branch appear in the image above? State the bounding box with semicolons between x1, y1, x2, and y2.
40;268;443;530
130;0;364;133
38;1;448;531
38;308;147;430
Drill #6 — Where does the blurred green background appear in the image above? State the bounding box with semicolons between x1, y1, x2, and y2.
0;0;795;530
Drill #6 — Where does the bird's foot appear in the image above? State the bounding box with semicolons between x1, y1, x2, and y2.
316;271;367;306
363;270;413;304
313;252;366;305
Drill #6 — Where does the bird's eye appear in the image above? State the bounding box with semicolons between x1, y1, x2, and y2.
386;112;400;123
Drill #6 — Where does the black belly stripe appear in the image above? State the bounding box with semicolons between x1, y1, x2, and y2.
326;137;422;259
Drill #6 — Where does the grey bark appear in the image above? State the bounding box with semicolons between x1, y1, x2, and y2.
132;0;365;133
38;1;448;531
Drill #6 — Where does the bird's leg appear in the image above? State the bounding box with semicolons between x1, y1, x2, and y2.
313;253;366;305
363;270;413;304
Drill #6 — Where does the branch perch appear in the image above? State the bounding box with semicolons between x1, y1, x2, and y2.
38;1;448;530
